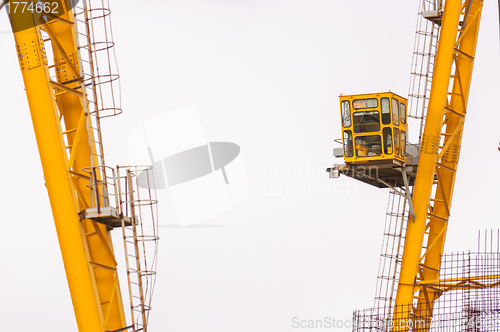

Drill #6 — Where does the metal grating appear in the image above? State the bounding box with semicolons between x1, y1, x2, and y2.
358;231;500;332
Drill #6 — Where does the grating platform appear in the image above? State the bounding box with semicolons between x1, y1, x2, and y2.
79;206;132;228
328;143;420;189
327;160;417;189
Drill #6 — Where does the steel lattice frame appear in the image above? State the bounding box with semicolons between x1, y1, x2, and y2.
9;2;127;331
394;0;483;329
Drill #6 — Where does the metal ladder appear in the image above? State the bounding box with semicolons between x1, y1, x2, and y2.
73;0;123;176
373;0;442;317
117;166;159;332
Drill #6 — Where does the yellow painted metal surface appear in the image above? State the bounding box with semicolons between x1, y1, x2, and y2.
340;92;408;164
9;3;127;332
393;0;483;329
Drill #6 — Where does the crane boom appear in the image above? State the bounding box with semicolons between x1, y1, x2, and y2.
8;2;134;331
394;0;482;326
328;0;485;329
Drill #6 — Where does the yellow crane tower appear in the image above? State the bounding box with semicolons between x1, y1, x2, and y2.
328;0;484;330
3;1;159;331
395;0;482;325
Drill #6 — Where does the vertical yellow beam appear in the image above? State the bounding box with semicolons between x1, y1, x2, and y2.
393;0;482;328
395;0;462;308
47;10;127;330
416;0;482;320
10;27;104;331
9;3;127;331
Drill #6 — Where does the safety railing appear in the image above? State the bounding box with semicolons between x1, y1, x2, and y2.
81;164;159;332
116;166;159;332
83;165;118;213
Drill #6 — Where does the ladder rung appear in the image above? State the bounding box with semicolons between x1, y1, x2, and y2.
132;304;145;309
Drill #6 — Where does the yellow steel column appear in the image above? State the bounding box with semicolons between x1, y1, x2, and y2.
9;27;104;331
394;0;461;309
393;0;482;328
9;3;127;331
415;0;482;320
46;9;127;330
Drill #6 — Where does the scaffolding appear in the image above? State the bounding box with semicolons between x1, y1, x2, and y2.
357;231;500;332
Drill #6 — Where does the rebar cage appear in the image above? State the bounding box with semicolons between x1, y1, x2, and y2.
357;232;500;332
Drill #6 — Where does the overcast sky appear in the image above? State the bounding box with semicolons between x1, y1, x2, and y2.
1;1;499;331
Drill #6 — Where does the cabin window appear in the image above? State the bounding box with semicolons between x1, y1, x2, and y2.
383;127;393;155
381;97;391;125
392;98;400;126
355;135;382;158
341;100;351;127
400;103;407;124
401;130;406;156
353;111;380;133
343;130;354;158
353;98;378;109
394;127;400;156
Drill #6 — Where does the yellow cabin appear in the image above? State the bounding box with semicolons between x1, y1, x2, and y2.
328;92;417;188
340;92;407;164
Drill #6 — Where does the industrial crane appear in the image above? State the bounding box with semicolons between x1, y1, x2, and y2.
395;0;481;326
3;1;159;331
328;0;483;330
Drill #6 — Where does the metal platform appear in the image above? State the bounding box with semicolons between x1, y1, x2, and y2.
423;10;443;25
79;206;132;228
327;159;417;188
328;141;420;189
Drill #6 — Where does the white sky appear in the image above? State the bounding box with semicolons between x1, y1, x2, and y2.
0;1;499;331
